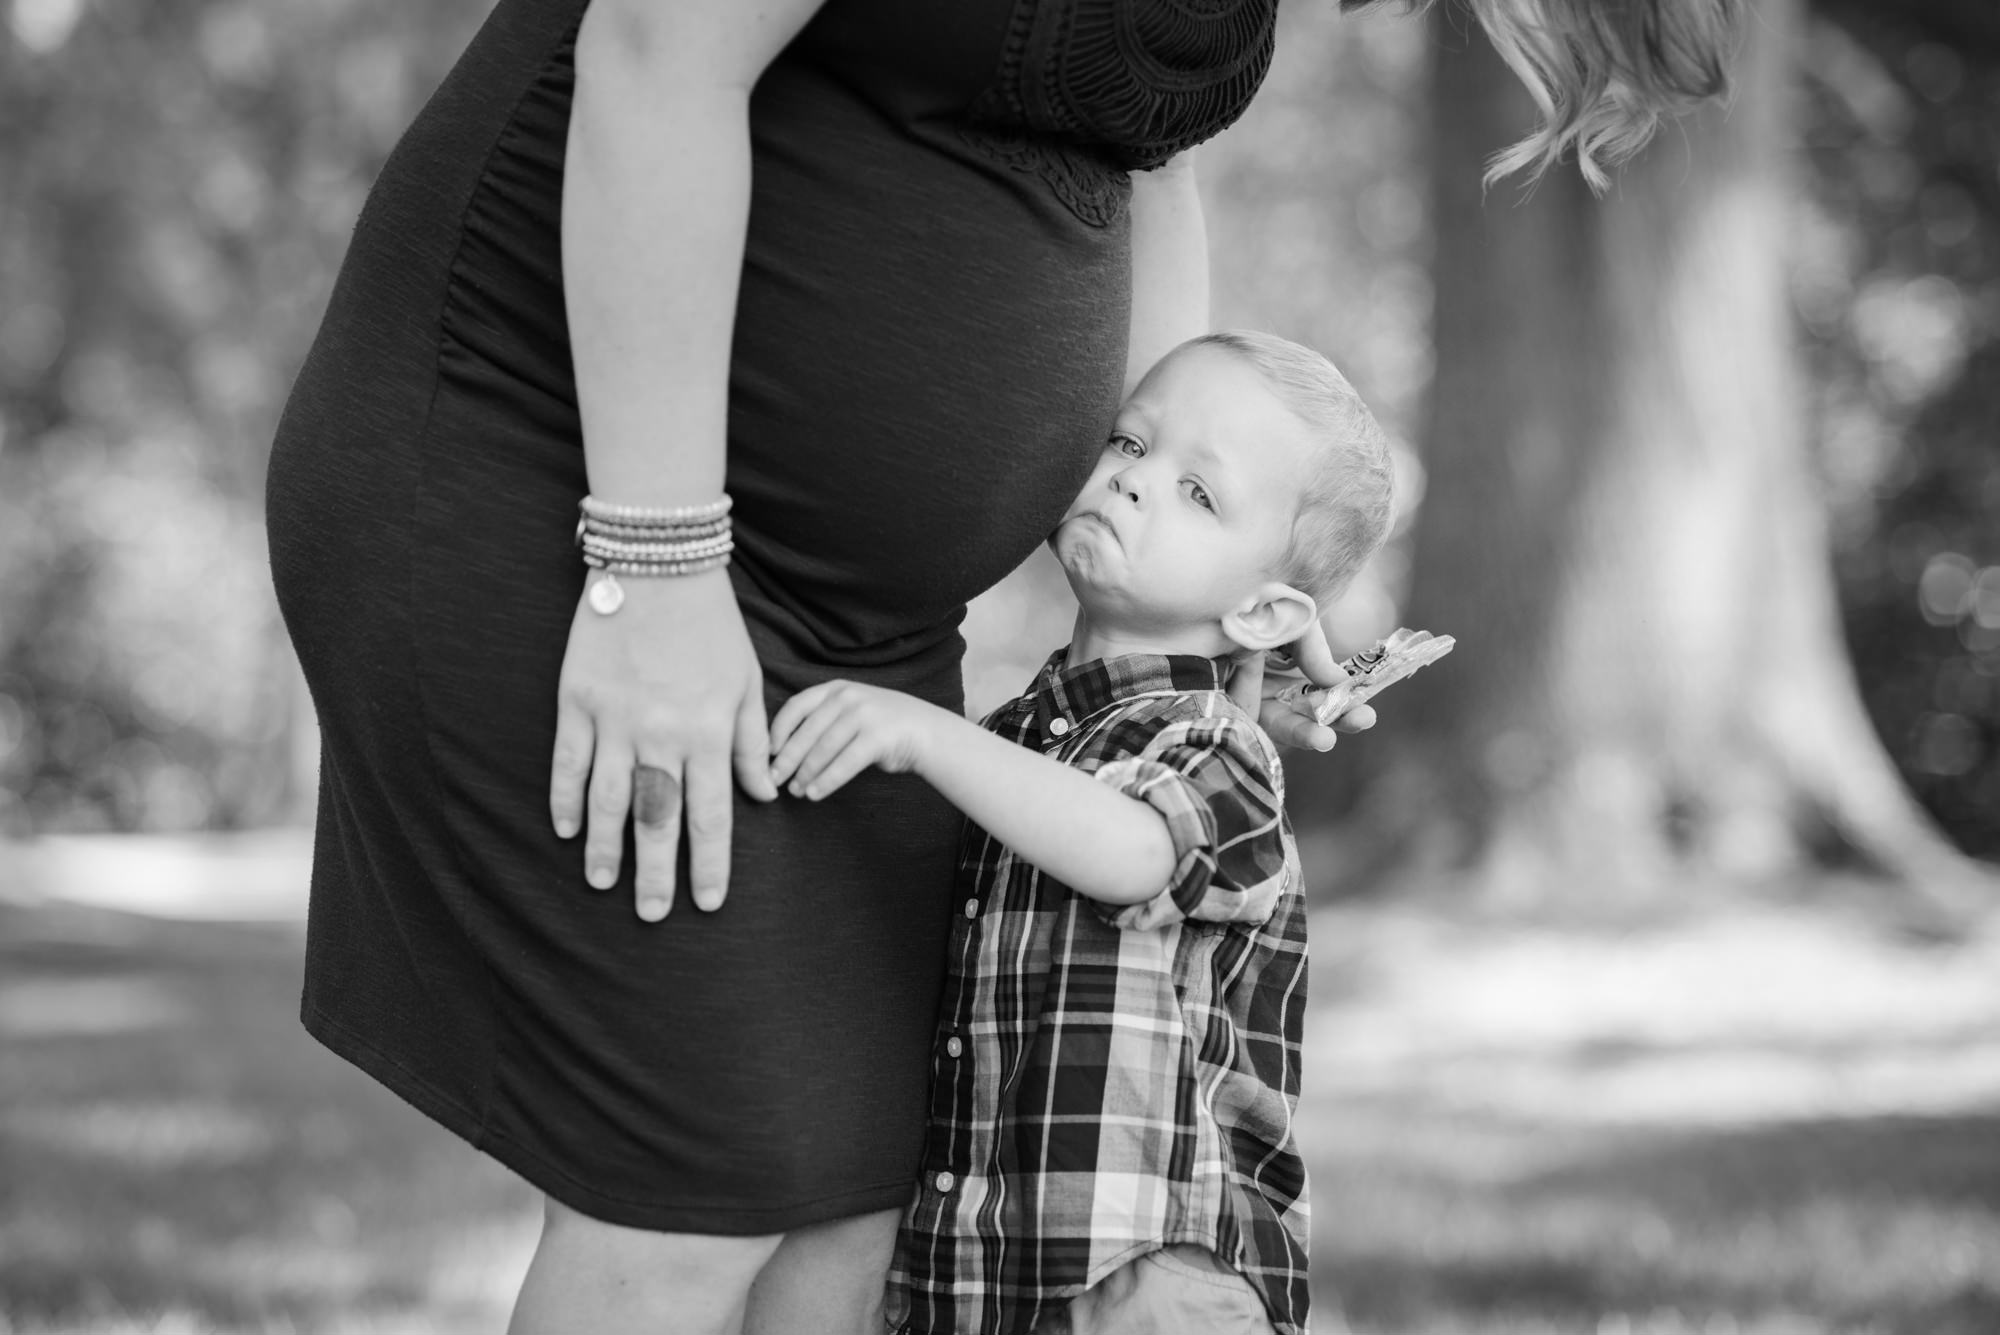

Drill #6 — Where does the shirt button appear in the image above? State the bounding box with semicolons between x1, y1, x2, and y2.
963;898;979;919
934;1170;956;1194
945;1035;964;1058
1049;716;1070;736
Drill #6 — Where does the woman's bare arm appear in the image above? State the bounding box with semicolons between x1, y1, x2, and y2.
1122;151;1210;395
548;0;825;922
564;0;821;503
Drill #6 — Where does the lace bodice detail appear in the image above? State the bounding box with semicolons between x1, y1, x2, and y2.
962;0;1279;224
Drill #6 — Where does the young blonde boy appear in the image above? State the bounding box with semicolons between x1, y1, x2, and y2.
769;332;1395;1335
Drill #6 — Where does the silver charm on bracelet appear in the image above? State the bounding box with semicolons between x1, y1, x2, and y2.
588;571;627;615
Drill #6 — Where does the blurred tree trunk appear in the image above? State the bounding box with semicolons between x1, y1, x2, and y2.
1815;0;2000;51
1326;0;1985;917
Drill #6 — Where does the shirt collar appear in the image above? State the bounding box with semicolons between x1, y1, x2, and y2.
1023;646;1233;740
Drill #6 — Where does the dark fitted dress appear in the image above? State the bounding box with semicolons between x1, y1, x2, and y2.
267;0;1277;1233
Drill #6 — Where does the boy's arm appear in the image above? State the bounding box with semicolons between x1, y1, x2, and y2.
768;682;1177;905
919;715;1184;907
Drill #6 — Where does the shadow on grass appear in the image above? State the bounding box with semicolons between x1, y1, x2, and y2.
1316;1109;2000;1335
0;901;535;1333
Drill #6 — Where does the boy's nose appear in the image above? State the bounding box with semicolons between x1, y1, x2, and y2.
1106;469;1140;504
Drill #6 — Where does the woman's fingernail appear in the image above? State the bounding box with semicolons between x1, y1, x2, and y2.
555;819;577;839
588;864;614;889
638;897;668;922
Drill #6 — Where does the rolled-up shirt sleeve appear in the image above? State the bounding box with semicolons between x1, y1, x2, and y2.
1090;716;1291;931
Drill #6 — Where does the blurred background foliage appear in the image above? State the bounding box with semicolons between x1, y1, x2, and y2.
0;0;489;833
0;0;1994;863
1798;5;2000;860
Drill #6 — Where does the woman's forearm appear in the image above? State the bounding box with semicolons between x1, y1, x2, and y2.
1123;152;1210;395
563;1;822;505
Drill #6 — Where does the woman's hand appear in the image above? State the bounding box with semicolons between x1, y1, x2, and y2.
551;0;828;923
548;571;779;921
1231;619;1378;752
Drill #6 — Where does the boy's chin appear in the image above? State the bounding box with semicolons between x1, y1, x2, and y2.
1052;546;1113;602
1049;528;1097;576
1055;560;1098;598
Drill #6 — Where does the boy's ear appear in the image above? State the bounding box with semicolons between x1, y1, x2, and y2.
1221;581;1318;654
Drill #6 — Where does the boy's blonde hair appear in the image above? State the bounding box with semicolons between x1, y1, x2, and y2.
1184;331;1394;606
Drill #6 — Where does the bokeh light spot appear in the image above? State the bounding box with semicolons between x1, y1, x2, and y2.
1917;552;1974;624
1904;43;1964;102
1849;273;1968;404
8;0;84;52
1910;711;1982;777
1972;567;2000;631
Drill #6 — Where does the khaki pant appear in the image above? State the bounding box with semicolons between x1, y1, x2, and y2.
1033;1245;1276;1335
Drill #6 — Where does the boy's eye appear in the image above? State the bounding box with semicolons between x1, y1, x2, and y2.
1110;432;1146;458
1183;479;1215;512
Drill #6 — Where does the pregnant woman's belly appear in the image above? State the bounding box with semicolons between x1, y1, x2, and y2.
419;17;1133;700
731;61;1133;671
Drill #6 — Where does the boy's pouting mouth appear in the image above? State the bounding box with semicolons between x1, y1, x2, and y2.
1050;336;1390;666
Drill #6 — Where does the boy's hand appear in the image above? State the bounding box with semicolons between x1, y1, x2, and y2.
768;680;943;800
1231;638;1376;753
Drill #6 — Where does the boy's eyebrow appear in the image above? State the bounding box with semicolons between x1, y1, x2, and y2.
1186;440;1232;481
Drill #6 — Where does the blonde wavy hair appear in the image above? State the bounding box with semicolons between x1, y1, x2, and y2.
1350;0;1744;191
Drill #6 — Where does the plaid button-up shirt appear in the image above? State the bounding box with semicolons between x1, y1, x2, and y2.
887;649;1310;1335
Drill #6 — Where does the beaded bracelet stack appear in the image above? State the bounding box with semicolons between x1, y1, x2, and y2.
575;494;733;615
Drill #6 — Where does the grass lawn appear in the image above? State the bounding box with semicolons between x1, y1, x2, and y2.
3;852;1999;1334
0;899;534;1334
1302;901;2000;1335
